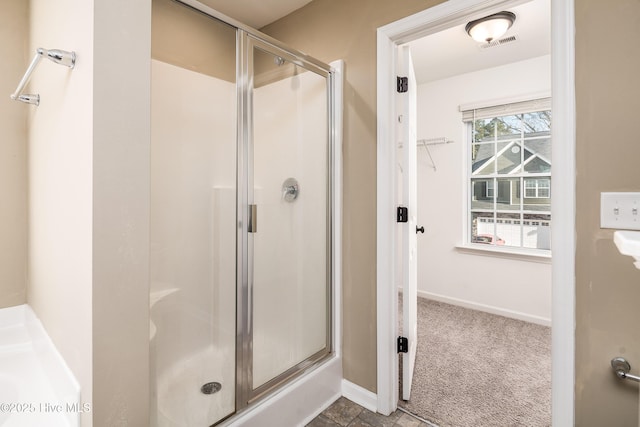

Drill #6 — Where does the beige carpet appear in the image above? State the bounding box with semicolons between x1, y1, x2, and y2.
399;298;551;427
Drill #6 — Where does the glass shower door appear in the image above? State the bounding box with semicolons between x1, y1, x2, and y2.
244;38;332;400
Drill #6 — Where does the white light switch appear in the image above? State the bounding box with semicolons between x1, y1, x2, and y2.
601;192;640;230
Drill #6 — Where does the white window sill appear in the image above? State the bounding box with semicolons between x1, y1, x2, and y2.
455;243;552;263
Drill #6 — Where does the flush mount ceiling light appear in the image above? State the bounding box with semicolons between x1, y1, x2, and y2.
465;11;516;43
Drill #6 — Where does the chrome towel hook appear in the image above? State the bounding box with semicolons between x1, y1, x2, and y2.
10;47;76;106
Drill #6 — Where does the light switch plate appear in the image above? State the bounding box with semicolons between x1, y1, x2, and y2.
601;192;640;230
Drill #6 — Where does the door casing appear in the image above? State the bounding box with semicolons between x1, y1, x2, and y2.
375;0;576;424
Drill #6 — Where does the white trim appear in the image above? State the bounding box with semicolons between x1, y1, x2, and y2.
376;0;575;423
417;290;551;327
331;59;344;359
550;0;576;425
341;380;378;413
380;0;532;44
376;27;398;417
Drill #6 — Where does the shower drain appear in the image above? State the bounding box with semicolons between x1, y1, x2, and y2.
201;382;222;395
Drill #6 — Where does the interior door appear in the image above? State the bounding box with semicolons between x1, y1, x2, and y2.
398;45;418;401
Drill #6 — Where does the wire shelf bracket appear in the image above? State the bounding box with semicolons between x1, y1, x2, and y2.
418;137;454;171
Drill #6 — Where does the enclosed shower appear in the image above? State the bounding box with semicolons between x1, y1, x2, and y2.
149;0;339;425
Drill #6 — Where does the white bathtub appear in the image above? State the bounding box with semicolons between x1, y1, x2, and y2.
0;304;80;427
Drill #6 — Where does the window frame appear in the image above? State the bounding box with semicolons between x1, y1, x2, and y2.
525;178;550;199
485;179;494;198
463;101;552;255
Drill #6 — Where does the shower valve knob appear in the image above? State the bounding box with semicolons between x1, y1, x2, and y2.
282;178;299;202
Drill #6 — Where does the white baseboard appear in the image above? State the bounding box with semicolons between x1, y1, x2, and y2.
341;379;377;413
416;290;551;327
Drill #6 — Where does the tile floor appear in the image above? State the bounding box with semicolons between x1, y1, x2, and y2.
306;397;434;427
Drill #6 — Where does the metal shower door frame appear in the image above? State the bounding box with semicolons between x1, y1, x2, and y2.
236;30;335;410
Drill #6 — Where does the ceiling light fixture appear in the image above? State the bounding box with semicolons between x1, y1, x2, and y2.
465;11;516;43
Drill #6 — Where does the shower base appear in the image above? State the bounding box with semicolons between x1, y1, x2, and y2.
155;344;234;427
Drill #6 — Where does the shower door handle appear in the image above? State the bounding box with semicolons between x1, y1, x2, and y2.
248;204;257;233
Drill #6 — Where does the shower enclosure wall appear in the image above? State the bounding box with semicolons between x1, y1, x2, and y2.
149;1;340;425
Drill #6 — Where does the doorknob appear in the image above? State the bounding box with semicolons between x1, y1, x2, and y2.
416;225;424;234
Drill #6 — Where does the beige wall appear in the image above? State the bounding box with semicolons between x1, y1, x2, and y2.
0;0;28;309
13;0;640;424
28;0;150;425
261;0;445;392
152;0;236;82
575;0;640;425
266;1;640;423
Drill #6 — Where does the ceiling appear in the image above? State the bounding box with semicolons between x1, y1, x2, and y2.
196;0;549;84
407;0;550;84
199;0;313;29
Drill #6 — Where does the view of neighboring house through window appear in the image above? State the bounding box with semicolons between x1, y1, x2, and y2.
463;98;551;251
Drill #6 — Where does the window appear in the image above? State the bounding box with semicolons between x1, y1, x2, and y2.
464;98;551;251
525;178;550;198
485;180;494;198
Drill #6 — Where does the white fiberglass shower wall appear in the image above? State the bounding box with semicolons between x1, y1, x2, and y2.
150;58;237;426
150;1;337;425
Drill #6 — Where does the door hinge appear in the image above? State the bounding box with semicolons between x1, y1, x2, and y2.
397;206;408;223
397;76;408;93
397;336;408;353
